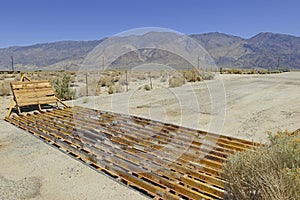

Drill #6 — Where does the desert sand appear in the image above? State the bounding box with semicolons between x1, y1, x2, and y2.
0;72;299;199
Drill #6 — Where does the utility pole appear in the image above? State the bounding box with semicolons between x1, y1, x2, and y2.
197;56;200;71
277;56;280;69
11;56;14;71
125;70;128;92
86;71;88;96
102;56;105;71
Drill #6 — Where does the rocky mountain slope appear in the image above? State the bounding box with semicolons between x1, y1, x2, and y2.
1;32;299;70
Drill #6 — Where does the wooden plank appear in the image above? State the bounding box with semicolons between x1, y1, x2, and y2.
6;75;68;117
11;80;49;85
72;106;258;149
11;81;52;88
16;95;56;101
7;107;258;200
49;109;226;171
15;95;56;103
11;114;180;200
17;97;57;106
50;108;226;176
5;99;15;118
53;116;225;192
13;88;55;97
58;109;230;167
11;80;57;107
42;109;227;182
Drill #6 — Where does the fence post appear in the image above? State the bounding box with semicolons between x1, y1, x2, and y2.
86;71;88;96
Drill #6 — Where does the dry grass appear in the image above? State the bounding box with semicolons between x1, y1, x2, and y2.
223;130;300;200
160;73;168;82
98;75;114;87
107;83;124;94
115;83;124;93
221;68;285;75
118;76;129;86
182;69;202;82
108;85;116;94
169;75;185;88
135;73;147;80
199;71;215;80
0;70;217;97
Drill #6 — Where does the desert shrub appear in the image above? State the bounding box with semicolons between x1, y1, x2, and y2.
108;84;124;94
109;70;123;77
247;69;258;74
183;70;202;82
160;72;168;82
13;75;21;82
227;69;243;74
144;84;151;91
160;76;167;82
169;76;185;88
136;73;147;80
108;85;116;94
115;83;124;93
258;70;268;74
95;84;101;95
118;76;128;86
0;81;11;96
54;75;74;100
223;130;300;200
200;72;215;80
98;75;113;87
150;72;160;79
112;75;120;83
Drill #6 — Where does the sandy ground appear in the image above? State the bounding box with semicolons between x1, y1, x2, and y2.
0;72;299;199
73;72;300;142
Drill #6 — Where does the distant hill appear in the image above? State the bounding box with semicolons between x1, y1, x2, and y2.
190;32;300;69
0;40;102;70
1;32;300;70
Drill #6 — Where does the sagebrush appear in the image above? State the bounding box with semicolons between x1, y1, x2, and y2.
169;76;185;88
54;75;74;100
222;130;300;200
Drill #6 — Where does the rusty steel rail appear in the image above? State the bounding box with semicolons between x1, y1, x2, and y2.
5;106;259;200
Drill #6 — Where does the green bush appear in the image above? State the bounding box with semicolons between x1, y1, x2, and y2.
223;130;300;200
54;75;74;100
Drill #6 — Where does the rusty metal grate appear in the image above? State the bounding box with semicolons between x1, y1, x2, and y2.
5;106;258;200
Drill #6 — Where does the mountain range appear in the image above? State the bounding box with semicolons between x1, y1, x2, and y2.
1;32;300;70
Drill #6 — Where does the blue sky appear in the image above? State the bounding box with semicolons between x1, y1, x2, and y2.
0;0;299;47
